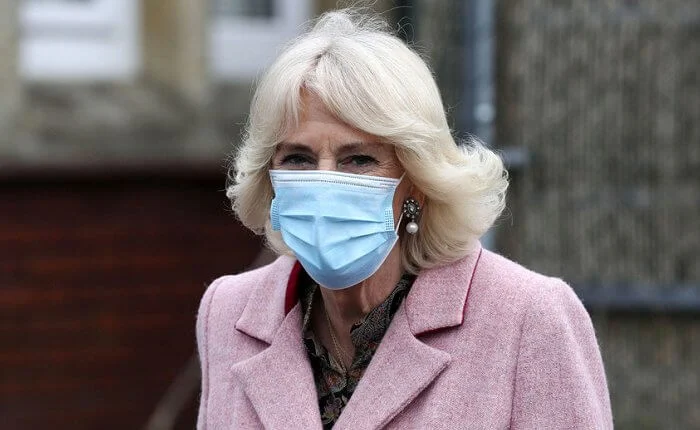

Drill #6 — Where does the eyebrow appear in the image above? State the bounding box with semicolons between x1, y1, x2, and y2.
277;141;377;154
275;142;314;154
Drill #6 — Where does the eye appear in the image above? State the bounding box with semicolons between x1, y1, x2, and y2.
280;153;315;167
340;155;378;167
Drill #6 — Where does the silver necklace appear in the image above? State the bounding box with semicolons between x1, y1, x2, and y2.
323;304;352;373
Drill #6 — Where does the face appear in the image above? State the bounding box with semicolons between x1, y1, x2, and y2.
271;92;417;225
272;92;402;177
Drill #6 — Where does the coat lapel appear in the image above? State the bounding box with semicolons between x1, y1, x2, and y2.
234;256;297;343
228;245;483;429
405;245;482;335
230;256;322;429
230;303;323;430
332;306;451;430
333;246;483;429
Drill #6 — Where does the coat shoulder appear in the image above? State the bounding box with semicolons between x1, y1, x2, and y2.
195;257;295;429
478;249;555;288
474;249;586;318
196;256;295;350
480;251;613;428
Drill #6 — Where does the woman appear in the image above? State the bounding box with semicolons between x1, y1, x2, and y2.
197;9;612;430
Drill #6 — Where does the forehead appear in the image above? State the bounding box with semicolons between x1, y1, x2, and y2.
298;91;337;124
280;92;391;154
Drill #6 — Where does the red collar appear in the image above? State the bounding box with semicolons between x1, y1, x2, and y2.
284;261;304;315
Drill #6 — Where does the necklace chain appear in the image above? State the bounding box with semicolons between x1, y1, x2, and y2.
323;305;352;373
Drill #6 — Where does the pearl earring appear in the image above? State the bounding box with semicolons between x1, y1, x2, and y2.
402;197;421;234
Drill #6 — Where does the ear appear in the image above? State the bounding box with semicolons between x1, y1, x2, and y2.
404;178;426;207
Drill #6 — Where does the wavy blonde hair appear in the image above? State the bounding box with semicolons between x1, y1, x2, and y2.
227;9;508;274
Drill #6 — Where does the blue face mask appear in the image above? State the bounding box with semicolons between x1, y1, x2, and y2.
270;170;403;289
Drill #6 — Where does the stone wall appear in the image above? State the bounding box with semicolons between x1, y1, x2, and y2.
594;312;700;428
496;1;700;428
414;0;463;127
0;0;20;144
496;0;700;284
142;0;209;109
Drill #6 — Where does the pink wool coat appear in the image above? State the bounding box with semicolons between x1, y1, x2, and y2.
196;246;613;429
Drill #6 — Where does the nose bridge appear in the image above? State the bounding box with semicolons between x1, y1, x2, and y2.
316;154;336;171
316;139;337;171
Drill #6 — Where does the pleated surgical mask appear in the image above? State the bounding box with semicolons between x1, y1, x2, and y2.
270;169;403;289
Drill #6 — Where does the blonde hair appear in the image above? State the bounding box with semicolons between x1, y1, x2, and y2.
227;9;508;273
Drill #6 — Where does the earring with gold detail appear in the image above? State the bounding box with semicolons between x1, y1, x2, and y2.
402;197;421;234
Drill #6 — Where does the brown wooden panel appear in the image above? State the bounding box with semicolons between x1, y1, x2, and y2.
0;172;262;429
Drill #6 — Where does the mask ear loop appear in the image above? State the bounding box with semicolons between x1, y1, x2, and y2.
394;173;407;234
395;211;404;234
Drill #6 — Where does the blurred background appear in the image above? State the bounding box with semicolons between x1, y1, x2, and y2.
0;0;698;428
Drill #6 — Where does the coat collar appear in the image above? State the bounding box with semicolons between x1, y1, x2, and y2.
236;245;483;342
332;306;451;429
232;245;483;429
234;255;297;344
231;303;324;429
405;244;483;335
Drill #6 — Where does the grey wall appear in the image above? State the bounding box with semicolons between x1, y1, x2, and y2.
496;1;700;428
0;0;20;144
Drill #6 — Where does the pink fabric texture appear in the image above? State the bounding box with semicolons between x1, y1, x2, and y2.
196;247;613;429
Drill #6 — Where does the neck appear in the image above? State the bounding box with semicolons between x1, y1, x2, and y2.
318;244;403;333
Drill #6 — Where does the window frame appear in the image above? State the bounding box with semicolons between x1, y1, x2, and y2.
20;0;140;81
209;0;312;80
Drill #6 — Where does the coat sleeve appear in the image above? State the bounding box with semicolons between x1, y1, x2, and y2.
509;278;613;429
195;277;226;430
